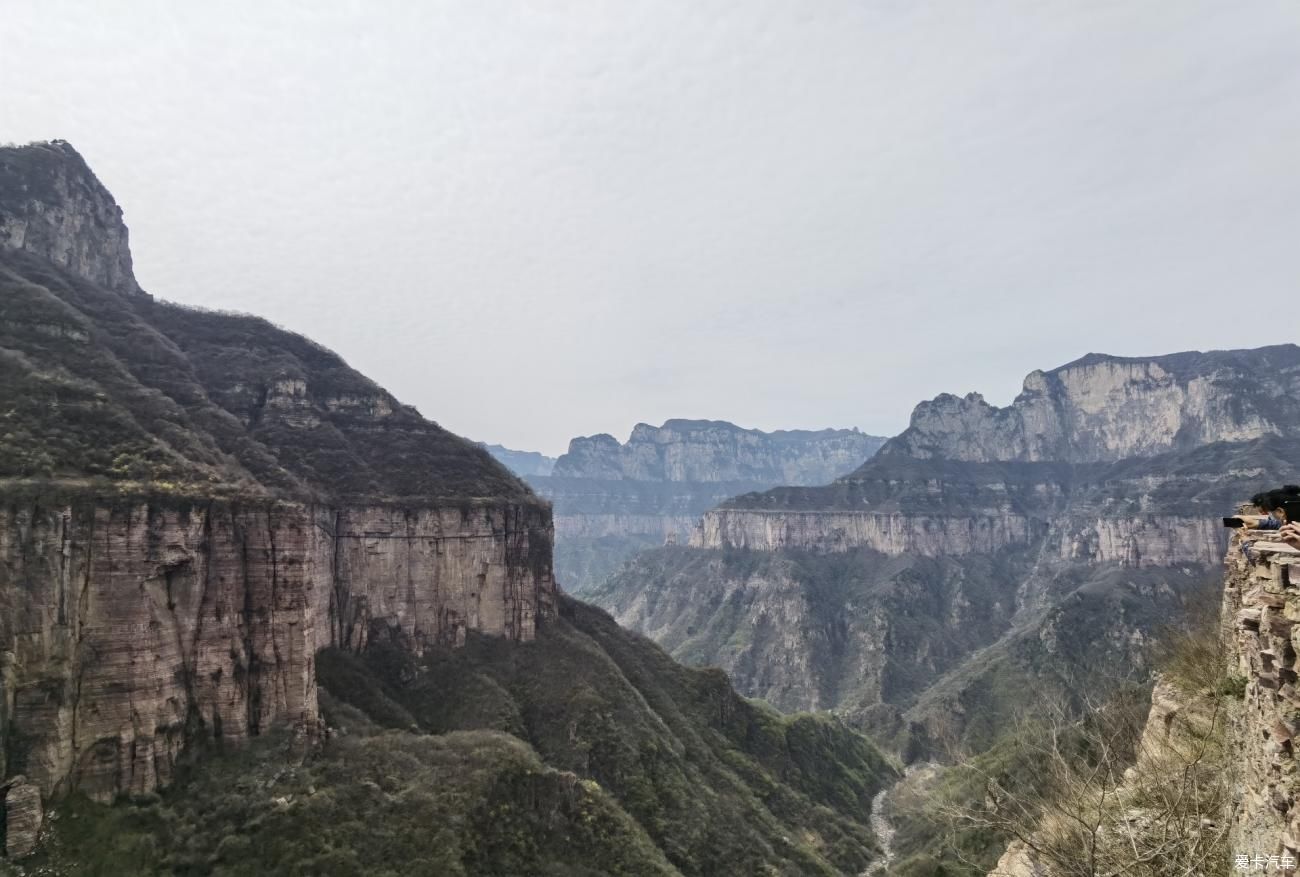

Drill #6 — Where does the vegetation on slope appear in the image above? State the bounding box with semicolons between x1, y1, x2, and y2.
885;591;1235;877
16;597;896;876
0;249;530;503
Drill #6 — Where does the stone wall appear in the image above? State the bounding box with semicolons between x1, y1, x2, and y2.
1225;529;1300;867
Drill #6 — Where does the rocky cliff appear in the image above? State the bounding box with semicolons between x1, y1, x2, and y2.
593;351;1300;753
886;348;1300;464
0;142;555;809
0;141;139;297
525;420;885;592
0;499;553;803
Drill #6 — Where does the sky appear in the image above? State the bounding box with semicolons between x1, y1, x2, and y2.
3;1;1299;456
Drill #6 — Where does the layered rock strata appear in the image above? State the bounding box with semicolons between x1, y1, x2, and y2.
890;348;1300;463
694;508;1222;566
0;500;554;804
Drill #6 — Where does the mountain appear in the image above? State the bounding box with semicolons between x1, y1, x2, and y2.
887;348;1300;464
481;442;557;477
529;420;887;592
0;141;895;873
0;139;553;805
552;419;884;484
590;348;1300;755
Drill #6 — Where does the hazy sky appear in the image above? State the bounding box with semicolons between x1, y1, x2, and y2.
4;1;1299;455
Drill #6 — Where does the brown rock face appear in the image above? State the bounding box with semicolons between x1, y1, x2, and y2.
3;779;42;858
0;499;555;803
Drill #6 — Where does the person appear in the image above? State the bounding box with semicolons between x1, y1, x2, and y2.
1236;486;1300;529
1280;522;1300;549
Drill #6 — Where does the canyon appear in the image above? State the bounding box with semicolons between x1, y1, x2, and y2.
501;419;886;592
591;351;1300;756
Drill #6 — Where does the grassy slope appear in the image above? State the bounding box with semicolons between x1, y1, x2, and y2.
0;249;529;503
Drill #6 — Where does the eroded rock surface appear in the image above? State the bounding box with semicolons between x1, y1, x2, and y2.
3;779;42;858
1225;534;1300;865
0;500;555;802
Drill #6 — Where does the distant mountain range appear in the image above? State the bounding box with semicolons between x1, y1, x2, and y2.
486;420;887;592
478;442;556;477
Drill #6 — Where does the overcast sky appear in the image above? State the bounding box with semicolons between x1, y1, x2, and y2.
4;1;1299;455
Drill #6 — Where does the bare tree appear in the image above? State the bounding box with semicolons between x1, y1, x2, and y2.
936;668;1233;877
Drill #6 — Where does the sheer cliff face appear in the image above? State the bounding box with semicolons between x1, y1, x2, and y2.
596;351;1300;748
0;142;556;802
0;501;553;801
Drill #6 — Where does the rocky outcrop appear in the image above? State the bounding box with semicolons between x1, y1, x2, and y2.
553;419;885;484
0;141;139;296
3;779;41;858
988;841;1049;877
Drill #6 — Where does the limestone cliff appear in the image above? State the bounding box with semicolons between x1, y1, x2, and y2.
0;500;552;803
0;141;555;811
888;348;1300;464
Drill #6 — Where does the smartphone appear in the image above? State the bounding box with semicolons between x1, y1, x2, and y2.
1223;517;1246;528
1285;500;1300;524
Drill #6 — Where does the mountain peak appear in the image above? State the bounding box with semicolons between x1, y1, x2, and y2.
0;140;141;295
